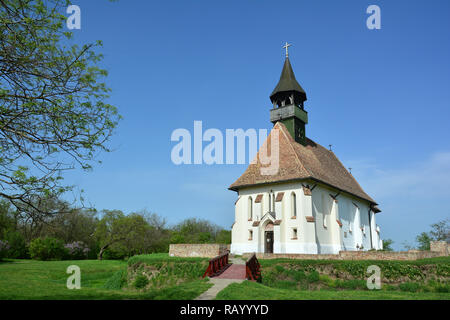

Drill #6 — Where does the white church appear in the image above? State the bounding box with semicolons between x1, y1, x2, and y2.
229;45;383;255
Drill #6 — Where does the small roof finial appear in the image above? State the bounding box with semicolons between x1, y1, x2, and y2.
283;42;292;58
348;167;352;174
329;144;333;151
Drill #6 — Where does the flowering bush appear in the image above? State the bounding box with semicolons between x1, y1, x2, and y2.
64;241;90;260
0;240;11;261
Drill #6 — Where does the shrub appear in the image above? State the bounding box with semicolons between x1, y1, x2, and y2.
292;270;306;281
273;280;297;290
306;270;320;283
104;269;128;290
335;279;367;290
0;240;10;261
398;282;421;292
87;243;100;260
102;248;128;260
29;237;67;261
5;231;28;259
274;265;285;273
434;284;449;293
133;275;149;289
319;275;336;288
64;241;90;260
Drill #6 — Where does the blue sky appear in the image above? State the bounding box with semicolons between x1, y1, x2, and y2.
62;0;450;250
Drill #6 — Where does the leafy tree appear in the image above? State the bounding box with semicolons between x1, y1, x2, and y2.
416;232;432;251
401;241;415;251
198;232;212;243
414;218;449;251
41;207;98;248
0;0;120;217
215;230;231;244
382;238;394;251
14;196;70;242
140;210;170;253
170;232;185;244
170;218;230;244
94;210;150;260
4;230;28;258
429;219;449;242
0;199;15;239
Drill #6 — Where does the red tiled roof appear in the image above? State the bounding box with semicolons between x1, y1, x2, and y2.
229;122;376;205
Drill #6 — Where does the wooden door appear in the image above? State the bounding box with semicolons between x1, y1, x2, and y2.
265;231;274;253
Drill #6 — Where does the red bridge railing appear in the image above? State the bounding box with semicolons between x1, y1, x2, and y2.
202;252;231;278
245;253;261;282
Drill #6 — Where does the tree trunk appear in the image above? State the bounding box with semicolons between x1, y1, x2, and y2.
98;244;109;260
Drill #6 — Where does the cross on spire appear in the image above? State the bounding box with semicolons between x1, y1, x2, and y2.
283;42;292;58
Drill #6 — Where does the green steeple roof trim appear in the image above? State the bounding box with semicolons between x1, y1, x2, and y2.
270;58;307;101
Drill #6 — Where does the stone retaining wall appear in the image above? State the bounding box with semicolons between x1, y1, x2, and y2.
242;250;442;261
169;242;448;260
430;241;449;255
242;241;448;261
169;244;229;258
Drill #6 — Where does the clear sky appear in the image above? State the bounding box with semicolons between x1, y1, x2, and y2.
62;0;450;250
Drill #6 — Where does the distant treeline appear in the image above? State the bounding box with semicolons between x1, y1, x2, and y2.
0;197;230;261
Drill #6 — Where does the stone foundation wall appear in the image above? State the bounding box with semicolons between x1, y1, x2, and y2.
430;241;449;255
241;241;449;261
338;250;442;261
169;244;229;258
243;253;339;260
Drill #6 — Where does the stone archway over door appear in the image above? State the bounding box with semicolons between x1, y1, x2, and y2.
265;223;274;253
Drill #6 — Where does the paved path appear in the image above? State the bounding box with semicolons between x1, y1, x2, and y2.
230;257;246;265
195;278;244;300
195;256;247;300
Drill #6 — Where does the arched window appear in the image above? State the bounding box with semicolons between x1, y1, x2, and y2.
291;192;297;218
270;191;275;212
322;193;328;228
260;194;264;218
248;196;253;221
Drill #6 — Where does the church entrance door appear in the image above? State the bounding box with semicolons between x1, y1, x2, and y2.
265;231;274;253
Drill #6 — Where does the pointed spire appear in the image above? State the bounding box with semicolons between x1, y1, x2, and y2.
270;57;307;103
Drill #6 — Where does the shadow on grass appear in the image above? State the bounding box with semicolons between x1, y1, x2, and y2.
0;259;20;265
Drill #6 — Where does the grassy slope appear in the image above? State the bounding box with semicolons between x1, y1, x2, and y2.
258;256;450;267
2;255;448;300
0;258;211;300
216;281;450;300
216;256;450;300
127;253;209;264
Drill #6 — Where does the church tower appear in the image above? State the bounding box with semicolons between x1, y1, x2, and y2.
269;43;308;145
229;43;382;255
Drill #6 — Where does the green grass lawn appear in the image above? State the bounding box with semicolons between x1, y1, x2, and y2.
215;280;450;300
0;258;212;300
2;255;448;300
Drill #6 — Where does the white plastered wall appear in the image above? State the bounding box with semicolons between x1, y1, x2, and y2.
230;181;377;255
